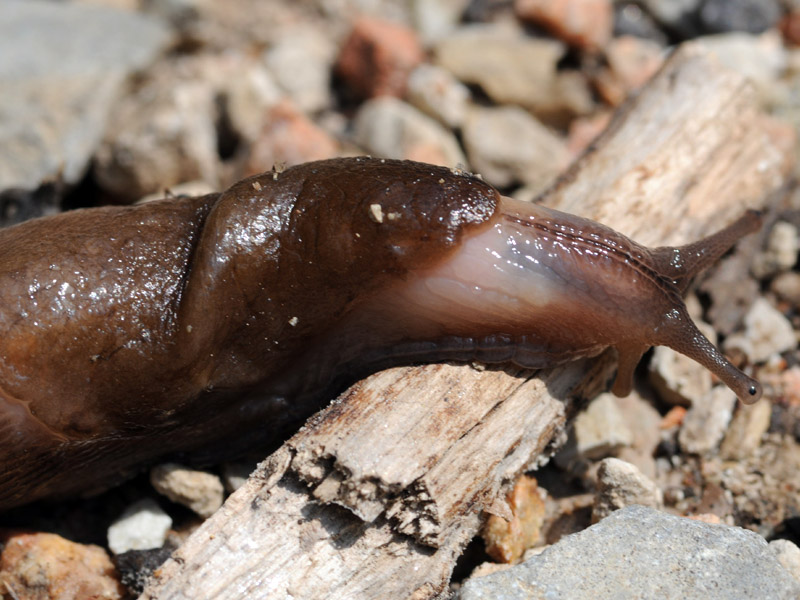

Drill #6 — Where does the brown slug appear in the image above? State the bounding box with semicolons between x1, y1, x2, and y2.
0;157;761;511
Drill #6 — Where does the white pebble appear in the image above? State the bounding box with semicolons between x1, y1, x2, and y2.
107;498;172;555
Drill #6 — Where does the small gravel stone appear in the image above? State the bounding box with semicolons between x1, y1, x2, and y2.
613;2;669;45
245;99;340;174
216;61;281;146
777;366;800;404
94;63;220;200
771;271;800;306
1;530;125;599
107;498;173;555
406;64;470;129
592;457;663;521
457;505;800;600
543;70;596;124
352;97;465;166
482;475;546;563
594;35;665;105
699;0;782;35
678;386;737;455
613;392;662;479
150;463;224;518
555;394;634;471
434;24;565;115
114;544;175;597
566;111;611;157
0;180;62;227
719;399;773;460
462;104;569;190
723;297;796;363
752;221;799;278
648;322;716;406
136;179;215;204
771;539;800;583
263;27;335;113
782;11;800;46
410;0;469;45
336;16;424;99
221;461;258;493
514;0;613;51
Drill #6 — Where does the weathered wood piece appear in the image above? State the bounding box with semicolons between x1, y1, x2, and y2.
140;44;792;600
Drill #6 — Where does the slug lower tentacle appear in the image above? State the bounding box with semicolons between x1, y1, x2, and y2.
0;157;761;511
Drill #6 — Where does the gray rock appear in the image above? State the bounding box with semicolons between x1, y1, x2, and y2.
462;105;569;190
0;0;171;191
678;386;737;455
457;505;800;600
352;97;465;167
699;0;782;35
593;458;663;521
640;0;702;38
613;3;668;46
150;463;224;518
107;498;172;555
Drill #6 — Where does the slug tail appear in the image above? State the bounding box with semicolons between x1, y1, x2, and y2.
651;210;762;292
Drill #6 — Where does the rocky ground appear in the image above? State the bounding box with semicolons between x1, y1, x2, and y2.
3;0;800;598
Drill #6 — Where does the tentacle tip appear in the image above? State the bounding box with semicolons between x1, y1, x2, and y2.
739;379;762;405
744;209;764;232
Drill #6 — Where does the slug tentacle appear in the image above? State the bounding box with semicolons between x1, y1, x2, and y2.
611;344;649;397
650;209;763;292
654;305;763;404
0;157;763;511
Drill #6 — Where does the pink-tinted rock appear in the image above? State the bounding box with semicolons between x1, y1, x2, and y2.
566;110;611;157
245;100;339;175
782;12;800;47
335;17;425;99
0;530;124;600
594;35;664;106
514;0;612;51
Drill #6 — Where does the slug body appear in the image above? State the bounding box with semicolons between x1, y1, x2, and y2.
0;157;761;510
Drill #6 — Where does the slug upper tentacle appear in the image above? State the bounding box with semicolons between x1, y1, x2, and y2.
0;157;761;510
650;209;763;292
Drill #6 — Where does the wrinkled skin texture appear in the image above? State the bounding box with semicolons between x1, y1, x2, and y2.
0;157;760;510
